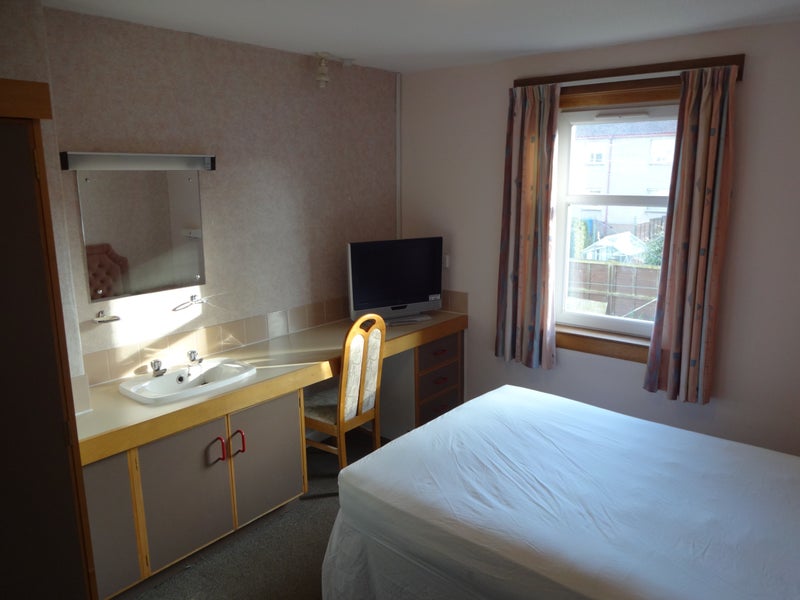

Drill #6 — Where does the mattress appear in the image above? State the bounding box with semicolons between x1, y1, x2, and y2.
322;385;800;599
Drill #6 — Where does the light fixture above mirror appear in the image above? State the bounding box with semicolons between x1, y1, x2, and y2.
61;151;215;303
60;151;215;171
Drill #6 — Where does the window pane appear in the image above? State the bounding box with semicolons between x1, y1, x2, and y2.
556;108;677;335
566;205;664;321
567;120;676;195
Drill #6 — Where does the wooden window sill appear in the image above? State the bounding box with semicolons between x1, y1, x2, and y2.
556;326;649;363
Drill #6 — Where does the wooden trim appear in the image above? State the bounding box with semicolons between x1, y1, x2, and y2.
556;326;649;363
4;91;91;599
23;114;96;598
413;346;421;427
385;313;469;357
80;313;469;466
560;76;681;110
298;390;308;494
225;415;240;529
0;78;52;119
80;361;334;465
514;54;745;88
458;331;464;407
127;449;151;578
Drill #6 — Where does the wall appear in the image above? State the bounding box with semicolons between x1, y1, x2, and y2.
400;20;800;455
43;9;397;392
1;0;89;408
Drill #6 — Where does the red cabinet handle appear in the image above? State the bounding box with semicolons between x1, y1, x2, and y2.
432;348;448;356
434;376;449;385
214;435;227;462
233;429;247;455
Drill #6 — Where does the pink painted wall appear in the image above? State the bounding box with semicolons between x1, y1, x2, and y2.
0;0;91;408
44;8;397;356
400;20;800;454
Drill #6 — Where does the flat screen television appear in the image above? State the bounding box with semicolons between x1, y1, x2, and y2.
347;236;443;324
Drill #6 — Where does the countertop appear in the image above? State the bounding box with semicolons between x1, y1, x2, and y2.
77;311;468;465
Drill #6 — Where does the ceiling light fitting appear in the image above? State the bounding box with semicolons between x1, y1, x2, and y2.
316;56;330;88
314;52;354;89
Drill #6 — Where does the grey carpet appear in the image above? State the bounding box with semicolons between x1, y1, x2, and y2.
114;431;377;600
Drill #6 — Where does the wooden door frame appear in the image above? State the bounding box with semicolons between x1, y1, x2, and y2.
1;77;96;599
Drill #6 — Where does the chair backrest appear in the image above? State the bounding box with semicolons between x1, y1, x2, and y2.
339;314;386;423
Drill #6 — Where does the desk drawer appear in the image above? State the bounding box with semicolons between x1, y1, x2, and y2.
418;361;459;401
417;333;459;372
418;388;461;425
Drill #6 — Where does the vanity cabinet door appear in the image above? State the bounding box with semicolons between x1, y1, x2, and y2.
380;350;416;439
138;418;234;572
229;392;304;526
83;452;141;599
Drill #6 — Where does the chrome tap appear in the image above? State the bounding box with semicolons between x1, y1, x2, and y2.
187;350;204;375
150;359;167;377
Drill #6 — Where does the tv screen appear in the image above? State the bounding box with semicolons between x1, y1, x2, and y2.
348;236;443;323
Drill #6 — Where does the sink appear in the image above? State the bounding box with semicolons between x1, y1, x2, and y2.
119;359;256;405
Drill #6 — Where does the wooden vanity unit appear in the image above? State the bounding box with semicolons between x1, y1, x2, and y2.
78;311;467;598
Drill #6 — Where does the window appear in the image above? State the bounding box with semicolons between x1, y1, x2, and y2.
586;142;607;165
554;105;678;337
649;137;674;165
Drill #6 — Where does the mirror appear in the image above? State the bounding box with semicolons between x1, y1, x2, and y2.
61;152;214;302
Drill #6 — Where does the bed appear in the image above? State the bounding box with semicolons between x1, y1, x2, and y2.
322;385;800;599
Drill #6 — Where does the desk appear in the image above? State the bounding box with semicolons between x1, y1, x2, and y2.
77;310;468;465
79;311;467;598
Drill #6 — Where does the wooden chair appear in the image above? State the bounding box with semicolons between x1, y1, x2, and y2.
304;313;386;469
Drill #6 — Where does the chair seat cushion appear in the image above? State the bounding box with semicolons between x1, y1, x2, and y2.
305;379;340;424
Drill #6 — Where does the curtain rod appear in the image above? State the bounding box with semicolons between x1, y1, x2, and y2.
513;54;745;88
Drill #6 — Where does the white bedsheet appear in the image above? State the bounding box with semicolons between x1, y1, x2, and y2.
322;385;800;599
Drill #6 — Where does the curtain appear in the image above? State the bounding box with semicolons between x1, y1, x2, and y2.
495;84;560;369
644;66;738;403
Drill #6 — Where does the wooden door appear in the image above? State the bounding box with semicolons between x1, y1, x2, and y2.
1;103;94;598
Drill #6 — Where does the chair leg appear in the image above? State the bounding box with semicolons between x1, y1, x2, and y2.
337;430;348;469
372;418;381;451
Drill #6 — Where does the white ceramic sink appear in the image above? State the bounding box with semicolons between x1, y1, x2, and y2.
119;359;256;405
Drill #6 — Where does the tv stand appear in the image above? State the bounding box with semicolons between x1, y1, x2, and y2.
387;314;433;326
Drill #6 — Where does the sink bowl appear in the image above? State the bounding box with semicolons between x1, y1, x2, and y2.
119;359;256;405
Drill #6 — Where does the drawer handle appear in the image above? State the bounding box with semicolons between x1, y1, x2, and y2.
232;429;247;455
214;435;227;462
432;348;448;356
434;376;449;385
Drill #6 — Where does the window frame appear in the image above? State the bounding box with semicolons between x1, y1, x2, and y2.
554;104;679;338
509;55;742;359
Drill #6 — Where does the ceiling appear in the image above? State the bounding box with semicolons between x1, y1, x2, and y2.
42;0;800;73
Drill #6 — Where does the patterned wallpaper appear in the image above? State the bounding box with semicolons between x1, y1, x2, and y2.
44;8;397;355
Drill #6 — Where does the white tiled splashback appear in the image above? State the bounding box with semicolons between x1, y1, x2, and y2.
83;291;467;387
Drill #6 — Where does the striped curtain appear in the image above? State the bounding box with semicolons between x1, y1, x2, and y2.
495;84;560;369
644;66;738;403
